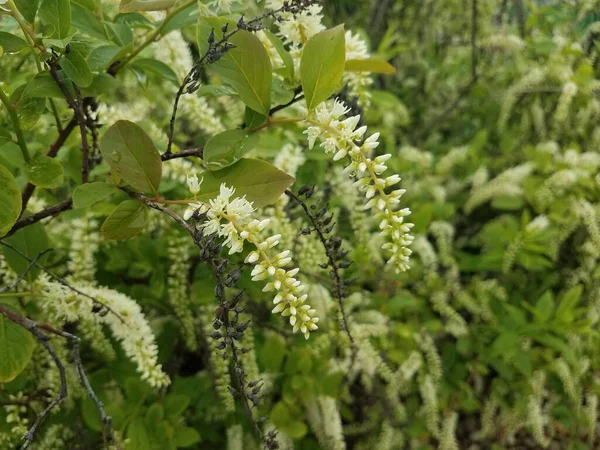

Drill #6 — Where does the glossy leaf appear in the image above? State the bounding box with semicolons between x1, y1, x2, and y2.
101;200;148;240
14;0;40;23
73;182;119;209
0;165;22;237
196;158;294;208
99;120;162;194
60;51;94;88
25;154;64;188
300;25;346;110
114;12;155;29
120;0;175;12
203;129;260;171
212;30;272;115
39;0;72;40
3;221;50;283
0;307;35;383
345;58;396;74
0;32;29;53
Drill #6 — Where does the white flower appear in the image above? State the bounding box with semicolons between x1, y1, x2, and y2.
187;172;203;195
304;99;414;272
188;183;320;337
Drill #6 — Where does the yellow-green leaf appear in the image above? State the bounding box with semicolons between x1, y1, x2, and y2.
101;200;148;240
212;30;272;115
196;158;294;208
345;58;396;74
2;221;50;283
39;0;72;40
0;165;21;237
300;25;346;110
99;120;162;194
26;154;64;189
0;307;35;383
203;129;260;171
73;182;119;209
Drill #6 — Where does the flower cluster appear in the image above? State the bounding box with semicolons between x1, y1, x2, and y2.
38;276;170;388
186;179;319;338
304;99;414;272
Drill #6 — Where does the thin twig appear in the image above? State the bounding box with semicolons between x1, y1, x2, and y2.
0;305;120;449
9;198;73;237
0;249;53;293
285;189;358;364
0;241;125;324
161;146;204;161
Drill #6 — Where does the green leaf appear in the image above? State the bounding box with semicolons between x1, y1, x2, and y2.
127;418;151;450
174;427;201;448
284;421;308;439
244;107;266;129
300;25;345;110
195;85;237;97
0;165;22;238
114;12;155;29
0;128;12;148
99;120;162;194
0;32;29;53
101;200;148;240
120;0;175;12
263;30;295;81
23;72;72;99
14;0;40;23
71;2;106;40
87;46;122;71
196;158;294;208
163;394;190;416
60;51;94;88
212;30;272;115
0;307;35;383
25;154;64;188
130;58;179;86
345;58;396;74
203;129;260;171
534;291;554;323
2;221;50;283
39;0;72;40
73;182;119;209
145;403;164;426
556;285;583;321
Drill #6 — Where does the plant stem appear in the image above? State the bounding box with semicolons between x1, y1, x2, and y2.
0;85;30;162
111;0;197;73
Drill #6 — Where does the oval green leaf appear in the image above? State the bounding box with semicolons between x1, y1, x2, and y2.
99;120;162;195
345;58;396;74
101;200;148;240
60;51;94;88
130;58;179;86
0;32;29;53
0;307;35;383
14;0;40;23
3;221;50;283
26;154;64;188
73;182;119;209
300;25;346;110
196;158;294;208
0;165;22;237
39;0;72;40
203;129;260;171
212;30;272;115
